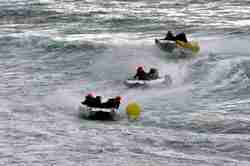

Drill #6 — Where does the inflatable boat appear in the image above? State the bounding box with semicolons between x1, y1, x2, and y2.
124;75;172;87
155;39;200;58
79;103;118;120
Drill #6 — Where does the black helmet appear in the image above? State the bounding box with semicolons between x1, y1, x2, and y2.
137;66;144;71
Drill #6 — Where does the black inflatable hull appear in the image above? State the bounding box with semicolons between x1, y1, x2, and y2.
79;103;117;121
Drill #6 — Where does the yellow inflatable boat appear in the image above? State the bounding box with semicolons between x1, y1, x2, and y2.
155;39;200;58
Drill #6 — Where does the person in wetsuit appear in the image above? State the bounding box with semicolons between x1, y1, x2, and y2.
163;31;188;43
82;94;104;108
134;66;147;80
102;96;121;109
163;31;175;41
82;93;96;107
147;68;159;80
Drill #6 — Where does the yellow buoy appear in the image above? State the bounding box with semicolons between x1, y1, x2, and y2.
126;102;141;120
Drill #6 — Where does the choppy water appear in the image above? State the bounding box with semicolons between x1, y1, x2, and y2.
1;0;250;165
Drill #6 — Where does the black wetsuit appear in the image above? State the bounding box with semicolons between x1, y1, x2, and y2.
102;98;120;109
175;32;188;43
147;70;159;80
82;96;96;107
134;70;147;80
164;32;188;43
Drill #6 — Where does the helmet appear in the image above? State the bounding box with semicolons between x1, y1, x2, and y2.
87;93;93;97
137;66;143;71
115;96;122;101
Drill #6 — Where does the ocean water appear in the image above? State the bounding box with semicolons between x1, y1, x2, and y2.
1;0;250;165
